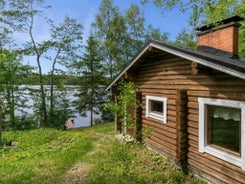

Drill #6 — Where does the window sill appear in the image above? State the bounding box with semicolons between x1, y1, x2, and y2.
147;113;166;123
204;145;242;168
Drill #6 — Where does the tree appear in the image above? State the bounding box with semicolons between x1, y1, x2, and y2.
172;28;196;48
123;4;146;62
73;33;106;126
93;0;126;82
106;81;138;135
144;24;169;42
236;2;245;59
142;0;245;57
141;0;240;25
2;0;51;126
123;4;169;63
47;16;83;124
1;0;84;127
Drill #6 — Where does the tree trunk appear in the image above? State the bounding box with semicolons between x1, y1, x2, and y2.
0;106;3;147
90;106;93;127
36;55;48;126
50;49;60;120
50;64;55;121
38;59;48;127
10;83;15;127
28;13;48;127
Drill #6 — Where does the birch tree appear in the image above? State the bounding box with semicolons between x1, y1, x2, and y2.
1;0;84;127
93;0;126;82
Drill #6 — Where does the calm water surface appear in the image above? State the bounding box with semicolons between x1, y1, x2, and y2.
17;85;100;128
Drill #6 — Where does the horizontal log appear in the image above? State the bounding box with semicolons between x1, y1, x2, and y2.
187;90;245;100
141;89;177;94
143;119;176;134
188;152;245;183
189;146;245;175
187;101;198;109
187;127;198;136
188;140;198;150
137;71;234;80
187;114;198;122
148;127;176;145
137;78;245;86
139;57;189;68
151;130;177;145
188;108;198;115
188;134;198;142
188;120;198;129
188;158;237;184
145;138;177;157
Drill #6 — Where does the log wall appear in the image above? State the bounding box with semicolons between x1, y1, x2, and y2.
130;53;245;184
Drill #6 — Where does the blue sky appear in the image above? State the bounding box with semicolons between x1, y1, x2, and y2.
46;0;190;41
14;0;191;73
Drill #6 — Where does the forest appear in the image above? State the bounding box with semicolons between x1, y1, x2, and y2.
0;0;245;146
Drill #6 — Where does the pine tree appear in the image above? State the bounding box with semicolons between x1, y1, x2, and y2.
74;33;106;126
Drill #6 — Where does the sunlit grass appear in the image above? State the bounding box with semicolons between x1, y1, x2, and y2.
0;123;206;184
0;128;93;184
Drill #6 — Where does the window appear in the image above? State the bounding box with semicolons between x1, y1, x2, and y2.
146;96;167;123
198;98;245;170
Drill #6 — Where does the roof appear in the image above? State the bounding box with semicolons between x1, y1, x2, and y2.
106;40;245;91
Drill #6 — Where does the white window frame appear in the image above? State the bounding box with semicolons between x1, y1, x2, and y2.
198;97;245;170
146;96;167;123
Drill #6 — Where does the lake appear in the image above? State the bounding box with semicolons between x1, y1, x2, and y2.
16;85;100;128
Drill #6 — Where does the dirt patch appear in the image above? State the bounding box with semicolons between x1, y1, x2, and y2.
58;163;90;184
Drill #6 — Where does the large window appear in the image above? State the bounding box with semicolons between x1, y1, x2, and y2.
198;98;245;170
146;96;167;123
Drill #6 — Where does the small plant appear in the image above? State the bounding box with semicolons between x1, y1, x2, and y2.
105;81;139;136
2;137;12;146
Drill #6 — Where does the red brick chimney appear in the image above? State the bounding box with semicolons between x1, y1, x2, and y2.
196;15;244;58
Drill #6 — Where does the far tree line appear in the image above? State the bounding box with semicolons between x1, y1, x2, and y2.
0;0;244;145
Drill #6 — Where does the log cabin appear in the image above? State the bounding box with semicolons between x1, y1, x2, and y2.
106;15;245;183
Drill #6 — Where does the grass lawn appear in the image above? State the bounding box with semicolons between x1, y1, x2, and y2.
0;123;206;184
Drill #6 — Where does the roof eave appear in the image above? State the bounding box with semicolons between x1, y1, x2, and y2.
105;42;154;91
106;41;245;91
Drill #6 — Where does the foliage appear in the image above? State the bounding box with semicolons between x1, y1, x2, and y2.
0;123;206;183
0;50;32;132
105;81;139;134
123;4;146;62
1;0;84;127
171;28;196;48
142;0;245;57
47;16;83;121
92;0;126;82
73;33;107;126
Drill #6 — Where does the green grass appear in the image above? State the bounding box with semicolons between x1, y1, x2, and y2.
0;123;206;184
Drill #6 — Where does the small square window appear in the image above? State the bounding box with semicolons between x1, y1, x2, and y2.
198;98;245;170
146;96;167;123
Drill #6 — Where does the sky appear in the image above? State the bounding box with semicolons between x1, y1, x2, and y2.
46;0;190;41
13;0;191;74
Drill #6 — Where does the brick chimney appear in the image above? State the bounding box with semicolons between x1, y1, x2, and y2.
196;15;244;59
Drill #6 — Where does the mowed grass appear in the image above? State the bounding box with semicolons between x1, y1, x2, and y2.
0;123;206;184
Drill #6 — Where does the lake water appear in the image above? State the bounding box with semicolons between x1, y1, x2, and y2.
16;85;100;128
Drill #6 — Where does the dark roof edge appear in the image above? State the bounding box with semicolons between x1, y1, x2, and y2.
196;15;244;31
106;40;153;91
106;40;245;91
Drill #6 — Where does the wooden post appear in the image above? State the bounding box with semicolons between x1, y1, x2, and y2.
176;89;188;172
114;94;121;132
111;88;121;133
135;91;142;142
0;105;2;147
